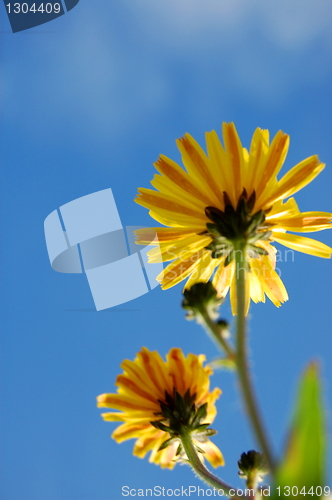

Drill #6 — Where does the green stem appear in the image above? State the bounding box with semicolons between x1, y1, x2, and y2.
196;247;275;474
180;429;243;499
234;243;276;473
198;307;235;361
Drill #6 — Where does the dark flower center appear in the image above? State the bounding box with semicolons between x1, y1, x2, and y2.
150;389;216;455
203;190;273;264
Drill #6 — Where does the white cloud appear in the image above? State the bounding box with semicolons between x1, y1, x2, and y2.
122;0;332;50
3;0;332;140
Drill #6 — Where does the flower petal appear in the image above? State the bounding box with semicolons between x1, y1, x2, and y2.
100;412;126;422
116;374;160;403
151;173;208;212
184;252;220;290
248;264;266;303
176;133;222;207
253;256;288;307
260;156;325;208
254;130;289;203
97;393;158;412
135;227;200;245
137;348;173;398
198;440;225;468
157;250;206;289
205;130;236;207
222;122;245;200
229;267;250;316
273;232;332;258
153;155;213;206
212;260;235;298
121;358;166;397
167;348;187;394
147;234;211;263
148;209;207;228
245;128;270;195
265;197;299;219
134;432;164;459
112;423;152;443
136;188;208;221
270;212;332;233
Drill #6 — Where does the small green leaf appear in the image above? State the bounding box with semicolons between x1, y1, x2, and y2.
209;357;236;371
205;222;220;235
150;420;171;433
158;402;174;421
194;445;206;454
204;428;217;437
158;437;178;451
193;423;210;432
246;190;256;212
176;443;183;456
190;403;208;428
272;362;326;500
224;251;234;267
247;244;268;257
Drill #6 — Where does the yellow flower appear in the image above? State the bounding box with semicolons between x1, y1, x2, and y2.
97;347;224;469
135;123;332;313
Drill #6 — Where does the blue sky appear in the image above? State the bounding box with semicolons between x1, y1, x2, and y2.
1;1;332;499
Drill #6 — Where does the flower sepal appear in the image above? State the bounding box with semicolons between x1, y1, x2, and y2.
182;282;223;323
150;389;217;454
157;436;179;452
238;450;269;488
